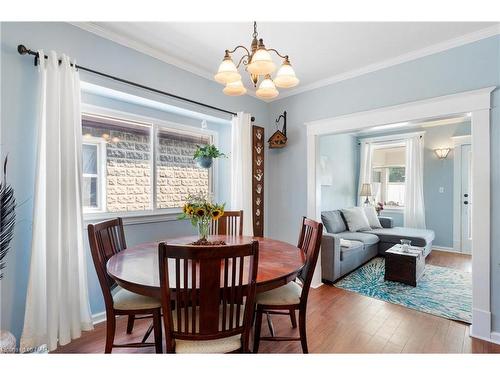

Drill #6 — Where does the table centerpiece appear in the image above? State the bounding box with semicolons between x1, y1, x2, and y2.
179;192;226;245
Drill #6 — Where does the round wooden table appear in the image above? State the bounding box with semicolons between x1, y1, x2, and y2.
107;235;305;298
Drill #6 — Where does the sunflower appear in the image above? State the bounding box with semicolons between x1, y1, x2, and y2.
211;209;223;221
196;207;206;217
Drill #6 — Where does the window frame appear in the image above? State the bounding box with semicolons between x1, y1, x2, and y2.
81;104;218;224
372;164;406;210
82;137;107;213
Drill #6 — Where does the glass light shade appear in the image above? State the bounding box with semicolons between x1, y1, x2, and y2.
223;80;247;96
214;57;241;84
247;48;276;75
256;76;279;99
274;61;299;88
434;148;451;159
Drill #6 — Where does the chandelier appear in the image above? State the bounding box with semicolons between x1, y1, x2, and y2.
214;22;299;99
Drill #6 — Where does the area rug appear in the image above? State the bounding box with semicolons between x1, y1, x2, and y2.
334;257;472;323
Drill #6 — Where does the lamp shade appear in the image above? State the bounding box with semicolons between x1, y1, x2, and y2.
214;56;241;84
247;48;276;75
434;148;451;159
360;183;372;197
223;80;247;96
256;75;279;99
274;60;299;88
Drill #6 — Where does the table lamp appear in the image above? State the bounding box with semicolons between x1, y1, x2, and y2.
360;183;372;205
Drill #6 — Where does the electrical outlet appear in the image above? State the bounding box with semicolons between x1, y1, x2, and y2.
439;187;444;193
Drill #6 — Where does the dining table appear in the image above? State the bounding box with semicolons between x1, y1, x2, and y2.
106;235;306;299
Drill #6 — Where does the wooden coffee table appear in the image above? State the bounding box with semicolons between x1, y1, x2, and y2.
384;244;425;287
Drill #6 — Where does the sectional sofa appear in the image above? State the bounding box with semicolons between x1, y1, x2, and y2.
320;209;435;283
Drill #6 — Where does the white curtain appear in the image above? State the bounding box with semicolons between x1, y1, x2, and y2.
404;135;426;228
357;142;373;206
20;51;93;352
230;112;253;236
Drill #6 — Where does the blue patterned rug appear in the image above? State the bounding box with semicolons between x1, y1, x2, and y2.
334;257;472;323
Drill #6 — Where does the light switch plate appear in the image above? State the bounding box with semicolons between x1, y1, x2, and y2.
439;187;444;193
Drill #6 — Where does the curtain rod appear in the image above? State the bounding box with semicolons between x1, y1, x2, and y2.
17;44;252;120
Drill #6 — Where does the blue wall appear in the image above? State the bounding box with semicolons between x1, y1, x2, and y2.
357;121;471;248
267;35;500;330
0;22;269;342
319;134;358;211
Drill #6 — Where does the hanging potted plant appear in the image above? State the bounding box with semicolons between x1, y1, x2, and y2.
193;144;226;169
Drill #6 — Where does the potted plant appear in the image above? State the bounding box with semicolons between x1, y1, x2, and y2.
0;156;17;353
375;202;384;216
178;192;225;244
193;144;226;169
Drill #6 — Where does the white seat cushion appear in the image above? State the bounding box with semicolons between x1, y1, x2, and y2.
175;334;242;354
256;281;302;306
170;306;245;353
112;286;161;310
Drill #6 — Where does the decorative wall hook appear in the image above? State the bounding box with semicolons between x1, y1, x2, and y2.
268;111;288;149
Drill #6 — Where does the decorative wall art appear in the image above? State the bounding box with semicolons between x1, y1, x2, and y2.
268;111;288;148
252;125;265;236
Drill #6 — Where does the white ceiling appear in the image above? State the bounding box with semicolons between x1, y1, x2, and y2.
75;22;499;101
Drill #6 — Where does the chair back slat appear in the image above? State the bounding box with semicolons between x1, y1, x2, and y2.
296;217;323;300
209;210;243;236
159;241;259;352
87;218;127;308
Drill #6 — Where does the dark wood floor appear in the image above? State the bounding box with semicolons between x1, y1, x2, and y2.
54;250;500;354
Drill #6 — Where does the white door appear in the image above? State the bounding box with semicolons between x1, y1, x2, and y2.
461;144;472;254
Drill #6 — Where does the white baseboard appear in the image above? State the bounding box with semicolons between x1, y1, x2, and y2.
490;331;500;345
470;308;492;340
92;311;106;325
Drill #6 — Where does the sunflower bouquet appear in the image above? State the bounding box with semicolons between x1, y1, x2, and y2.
178;192;225;241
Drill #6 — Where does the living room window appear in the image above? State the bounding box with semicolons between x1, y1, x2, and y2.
372;146;406;209
81;111;213;217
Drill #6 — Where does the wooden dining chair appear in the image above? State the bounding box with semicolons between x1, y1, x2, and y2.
209;210;243;236
88;218;163;353
158;240;259;353
253;217;323;353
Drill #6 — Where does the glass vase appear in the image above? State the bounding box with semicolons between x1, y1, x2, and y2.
197;218;210;240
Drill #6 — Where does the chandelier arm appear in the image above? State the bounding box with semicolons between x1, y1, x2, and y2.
235;54;250;69
267;48;288;60
226;45;251;56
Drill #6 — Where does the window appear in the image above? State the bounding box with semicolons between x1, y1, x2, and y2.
371;146;406;209
81;112;213;216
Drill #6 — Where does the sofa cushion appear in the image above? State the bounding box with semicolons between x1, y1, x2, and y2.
336;231;379;246
321;210;347;234
364;227;435;247
341;207;371;232
340;243;365;262
363;206;382;229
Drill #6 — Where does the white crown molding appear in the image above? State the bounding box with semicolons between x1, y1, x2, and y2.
270;23;500;102
71;22;499;103
69;22;261;100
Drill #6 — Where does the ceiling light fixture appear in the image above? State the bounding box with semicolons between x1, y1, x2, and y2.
215;21;299;100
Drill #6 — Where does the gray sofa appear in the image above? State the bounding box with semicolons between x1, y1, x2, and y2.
320;210;435;283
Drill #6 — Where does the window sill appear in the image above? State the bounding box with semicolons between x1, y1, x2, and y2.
83;209;183;227
381;207;404;214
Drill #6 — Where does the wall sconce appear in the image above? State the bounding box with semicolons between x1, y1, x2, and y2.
434;148;451;159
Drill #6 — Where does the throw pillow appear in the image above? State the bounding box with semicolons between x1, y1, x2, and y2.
364;206;383;229
341;207;372;232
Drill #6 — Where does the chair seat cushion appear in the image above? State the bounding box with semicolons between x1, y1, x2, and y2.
175;335;242;354
170;306;245;353
256;281;302;306
112;286;161;311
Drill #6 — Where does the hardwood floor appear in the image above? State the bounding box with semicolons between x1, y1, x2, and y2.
53;250;500;354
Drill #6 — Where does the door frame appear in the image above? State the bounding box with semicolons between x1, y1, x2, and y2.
305;86;496;343
452;135;472;253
